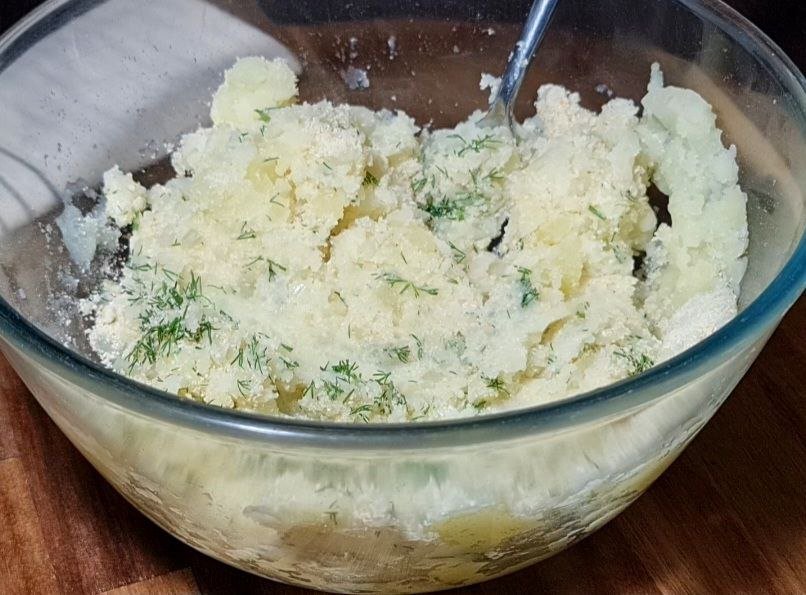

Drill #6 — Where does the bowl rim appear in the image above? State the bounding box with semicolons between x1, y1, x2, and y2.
0;0;803;449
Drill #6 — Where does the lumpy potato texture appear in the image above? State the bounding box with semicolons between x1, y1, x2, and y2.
84;57;748;422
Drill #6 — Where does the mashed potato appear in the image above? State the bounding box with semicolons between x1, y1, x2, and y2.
81;57;748;422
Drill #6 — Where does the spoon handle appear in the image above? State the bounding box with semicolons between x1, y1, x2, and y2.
493;0;560;120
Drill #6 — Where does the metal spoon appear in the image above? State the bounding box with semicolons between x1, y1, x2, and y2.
478;0;560;131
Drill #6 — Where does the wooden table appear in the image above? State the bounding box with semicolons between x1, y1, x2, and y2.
1;299;803;594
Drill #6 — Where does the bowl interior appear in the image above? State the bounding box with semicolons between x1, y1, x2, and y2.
0;0;803;398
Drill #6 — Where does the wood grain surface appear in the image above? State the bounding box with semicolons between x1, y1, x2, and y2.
0;1;804;593
0;300;802;594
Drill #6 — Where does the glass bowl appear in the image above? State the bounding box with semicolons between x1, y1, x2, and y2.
0;0;803;592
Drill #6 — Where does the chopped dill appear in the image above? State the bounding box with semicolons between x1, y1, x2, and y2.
385;345;411;363
244;256;287;280
230;347;244;367
373;371;392;385
196;320;215;344
372;371;407;415
614;349;654;376
411;177;428;194
322;380;344;400
126;262;154;273
125;270;215;371
332;359;361;383
516;267;539;307
421;189;484;221
255;107;275;122
450;133;501;157
302;381;316;399
410;334;424;359
434;164;449;177
266;259;286;279
482;374;510;397
411;404;432;421
350;403;373;422
209;284;236;295
547;344;557;367
588;205;606;220
375;272;438;297
236;221;257;240
280;357;299;370
422;196;464;220
448;241;466;264
245;335;270;375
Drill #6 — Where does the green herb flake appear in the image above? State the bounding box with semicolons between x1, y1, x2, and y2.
236;221;257;240
482;374;510;397
125;270;216;371
410;334;424;359
350;404;373;422
322;379;344;400
385;345;411;363
332;360;361;383
376;272;438;297
448;241;466;264
255;107;275;123
516;267;539;308
302;381;316;399
236;379;251;396
451;133;502;157
244;256;287;280
588;205;606;221
280;357;299;370
614;349;655;377
410;177;427;194
245;334;270;375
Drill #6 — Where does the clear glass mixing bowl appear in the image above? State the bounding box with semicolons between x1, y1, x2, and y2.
0;0;803;592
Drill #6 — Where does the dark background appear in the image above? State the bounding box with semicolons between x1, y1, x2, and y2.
0;0;804;70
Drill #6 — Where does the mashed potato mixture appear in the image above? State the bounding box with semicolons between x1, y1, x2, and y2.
79;57;748;422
